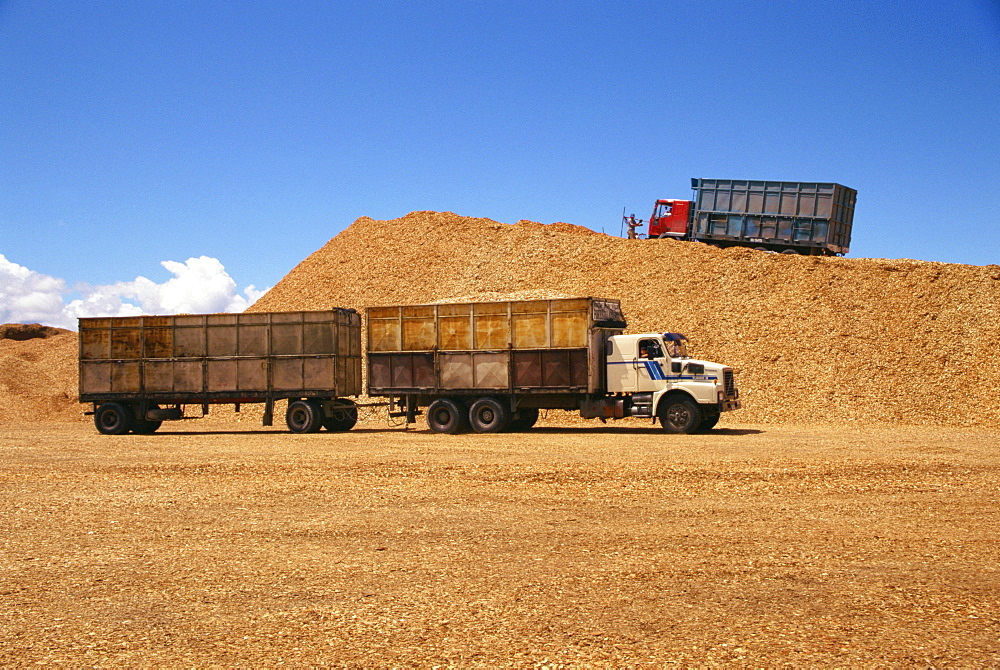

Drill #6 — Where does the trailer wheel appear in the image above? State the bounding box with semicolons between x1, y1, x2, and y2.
95;402;133;435
657;397;702;434
469;397;511;433
508;407;539;431
781;249;799;255
132;418;162;434
130;404;163;434
426;398;466;434
286;399;323;433
323;401;358;432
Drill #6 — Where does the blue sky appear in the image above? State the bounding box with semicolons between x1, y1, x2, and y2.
1;1;998;328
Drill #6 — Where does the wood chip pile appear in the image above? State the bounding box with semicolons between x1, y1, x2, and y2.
0;326;79;424
2;211;996;429
250;211;1000;428
0;323;66;341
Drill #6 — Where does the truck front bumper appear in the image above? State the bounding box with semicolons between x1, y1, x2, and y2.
721;399;741;412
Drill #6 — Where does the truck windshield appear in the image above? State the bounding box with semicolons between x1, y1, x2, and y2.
665;338;688;358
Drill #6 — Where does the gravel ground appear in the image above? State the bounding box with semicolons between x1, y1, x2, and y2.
2;420;997;666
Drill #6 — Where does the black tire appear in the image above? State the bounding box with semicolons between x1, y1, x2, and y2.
95;402;133;435
781;249;799;255
426;398;466;434
469;397;511;434
697;413;720;432
508;407;539;431
323;401;358;432
657;396;702;434
286;399;323;433
132;403;162;434
753;246;769;252
132;418;162;434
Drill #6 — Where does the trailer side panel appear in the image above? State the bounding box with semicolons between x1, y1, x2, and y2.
79;309;362;404
366;298;625;397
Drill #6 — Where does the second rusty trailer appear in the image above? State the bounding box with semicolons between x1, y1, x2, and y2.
79;309;362;434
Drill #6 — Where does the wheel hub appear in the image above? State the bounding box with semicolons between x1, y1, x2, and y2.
667;406;690;426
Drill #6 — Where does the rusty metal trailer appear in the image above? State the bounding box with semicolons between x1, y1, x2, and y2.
78;309;362;434
690;178;856;255
366;297;628;432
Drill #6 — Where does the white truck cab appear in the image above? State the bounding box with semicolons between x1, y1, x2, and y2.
596;332;740;433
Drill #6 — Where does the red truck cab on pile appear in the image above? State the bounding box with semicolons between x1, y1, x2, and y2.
647;199;692;238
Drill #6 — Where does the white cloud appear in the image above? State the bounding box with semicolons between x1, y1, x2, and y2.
0;254;69;325
0;254;269;330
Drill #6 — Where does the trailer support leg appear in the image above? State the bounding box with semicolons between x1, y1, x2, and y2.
263;398;274;427
405;395;417;425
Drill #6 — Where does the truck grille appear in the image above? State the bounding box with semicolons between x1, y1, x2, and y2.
723;369;737;398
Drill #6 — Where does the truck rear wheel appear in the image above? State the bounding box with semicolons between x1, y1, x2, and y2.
508;407;539;431
469;397;510;433
286;399;323;433
95;402;133;435
427;398;467;434
658;397;702;434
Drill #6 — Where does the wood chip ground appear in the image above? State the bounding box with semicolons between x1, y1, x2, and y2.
1;422;998;666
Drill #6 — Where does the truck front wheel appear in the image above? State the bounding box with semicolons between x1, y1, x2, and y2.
95;402;133;435
658;397;702;434
427;398;467;434
698;412;720;432
469;397;510;433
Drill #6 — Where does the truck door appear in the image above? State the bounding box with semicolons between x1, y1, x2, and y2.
649;200;691;238
606;337;635;392
636;338;668;392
